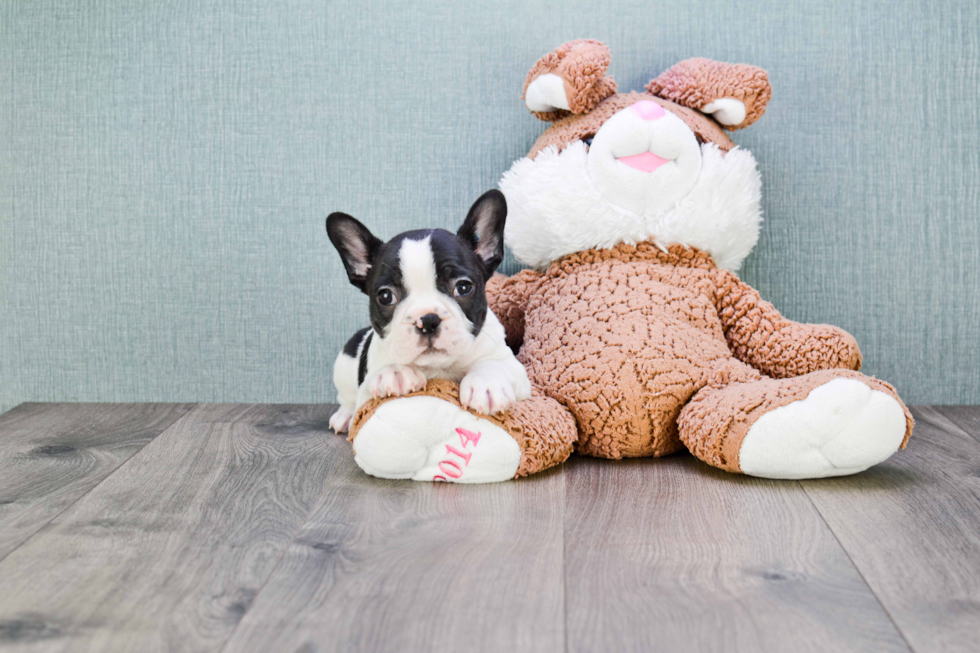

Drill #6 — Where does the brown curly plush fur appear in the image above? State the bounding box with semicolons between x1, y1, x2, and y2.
646;58;772;131
522;39;618;121
487;242;913;462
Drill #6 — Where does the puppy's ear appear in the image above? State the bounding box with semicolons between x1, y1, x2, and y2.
458;190;507;275
326;213;384;292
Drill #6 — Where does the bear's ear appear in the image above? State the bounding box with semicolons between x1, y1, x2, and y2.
522;40;618;121
645;58;772;130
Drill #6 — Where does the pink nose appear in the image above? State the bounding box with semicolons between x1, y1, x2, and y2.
631;100;665;121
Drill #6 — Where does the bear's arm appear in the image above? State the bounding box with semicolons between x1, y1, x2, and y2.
709;268;863;378
486;269;544;351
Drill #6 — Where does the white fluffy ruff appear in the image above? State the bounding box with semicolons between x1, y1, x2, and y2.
499;141;762;271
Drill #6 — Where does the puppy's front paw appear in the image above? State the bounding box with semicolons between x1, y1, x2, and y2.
368;365;427;399
460;373;518;415
329;406;355;433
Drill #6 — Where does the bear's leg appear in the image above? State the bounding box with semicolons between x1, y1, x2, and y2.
678;369;913;479
347;379;577;483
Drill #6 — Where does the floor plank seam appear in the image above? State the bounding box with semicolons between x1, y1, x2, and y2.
929;406;980;445
217;446;354;653
0;403;198;567
797;480;917;653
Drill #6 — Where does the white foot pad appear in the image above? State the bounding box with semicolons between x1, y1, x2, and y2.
739;378;907;479
351;397;522;483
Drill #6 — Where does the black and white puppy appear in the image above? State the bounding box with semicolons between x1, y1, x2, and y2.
325;190;531;433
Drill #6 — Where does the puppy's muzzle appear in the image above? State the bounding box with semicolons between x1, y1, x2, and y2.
415;313;441;337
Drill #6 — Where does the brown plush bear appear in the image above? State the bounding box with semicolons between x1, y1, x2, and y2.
347;40;913;483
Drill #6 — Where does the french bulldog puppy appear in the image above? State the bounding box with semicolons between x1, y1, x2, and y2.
326;190;531;434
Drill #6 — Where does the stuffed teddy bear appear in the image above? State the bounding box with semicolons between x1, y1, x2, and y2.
346;39;913;483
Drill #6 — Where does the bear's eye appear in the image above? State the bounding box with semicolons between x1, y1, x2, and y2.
377;288;397;306
453;280;473;297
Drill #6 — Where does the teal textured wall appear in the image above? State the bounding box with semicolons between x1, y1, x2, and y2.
2;0;978;412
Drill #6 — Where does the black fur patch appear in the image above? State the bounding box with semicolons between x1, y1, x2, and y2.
342;326;371;358
360;229;494;338
357;331;373;385
428;229;490;336
365;235;409;336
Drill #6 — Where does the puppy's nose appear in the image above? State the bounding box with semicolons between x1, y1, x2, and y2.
416;313;441;336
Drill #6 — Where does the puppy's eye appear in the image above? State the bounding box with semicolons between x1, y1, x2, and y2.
377;288;396;306
453;280;473;297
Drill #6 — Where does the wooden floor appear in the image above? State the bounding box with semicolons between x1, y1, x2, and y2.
0;404;978;652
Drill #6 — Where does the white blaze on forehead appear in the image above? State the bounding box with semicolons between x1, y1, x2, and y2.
384;234;478;367
399;236;437;295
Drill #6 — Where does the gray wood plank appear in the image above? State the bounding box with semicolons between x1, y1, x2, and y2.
564;455;909;653
938;406;980;441
222;457;565;653
0;402;193;560
0;403;349;653
802;406;980;653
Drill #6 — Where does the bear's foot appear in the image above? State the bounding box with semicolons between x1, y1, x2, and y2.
679;370;913;479
352;396;522;483
739;378;908;478
348;379;577;483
